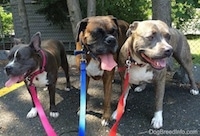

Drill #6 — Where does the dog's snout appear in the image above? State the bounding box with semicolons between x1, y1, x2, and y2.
5;66;13;75
96;48;104;53
164;48;173;57
105;36;116;46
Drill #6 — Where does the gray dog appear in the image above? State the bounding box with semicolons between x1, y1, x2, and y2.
112;20;199;129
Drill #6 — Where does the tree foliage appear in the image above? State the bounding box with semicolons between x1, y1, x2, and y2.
37;0;151;26
96;0;151;23
1;0;200;34
171;0;200;29
36;0;69;27
37;0;199;29
0;6;13;35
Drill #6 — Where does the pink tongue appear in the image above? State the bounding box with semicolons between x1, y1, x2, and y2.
5;76;23;87
99;54;117;71
155;59;166;67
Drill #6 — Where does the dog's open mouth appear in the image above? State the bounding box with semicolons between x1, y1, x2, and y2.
5;75;24;87
98;54;117;71
141;53;166;70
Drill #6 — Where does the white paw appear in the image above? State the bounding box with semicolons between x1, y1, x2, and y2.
111;110;117;120
64;87;70;91
151;111;163;129
50;111;59;118
190;89;199;95
134;86;143;92
26;107;38;118
43;87;48;91
101;119;109;126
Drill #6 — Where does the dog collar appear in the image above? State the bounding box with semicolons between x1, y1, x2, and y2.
26;49;46;85
118;51;145;72
81;43;100;61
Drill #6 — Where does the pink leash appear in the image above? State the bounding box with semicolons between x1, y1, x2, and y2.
27;50;57;136
29;85;57;136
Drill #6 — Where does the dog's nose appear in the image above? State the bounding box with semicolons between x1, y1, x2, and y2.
104;36;116;46
164;48;173;57
5;66;13;75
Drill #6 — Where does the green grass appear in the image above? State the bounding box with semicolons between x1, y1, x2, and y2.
188;38;200;64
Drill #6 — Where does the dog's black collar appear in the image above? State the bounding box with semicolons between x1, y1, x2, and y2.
118;52;145;72
82;43;100;61
128;56;144;67
127;51;145;67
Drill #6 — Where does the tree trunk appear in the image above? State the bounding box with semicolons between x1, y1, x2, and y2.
17;0;30;43
87;0;96;17
152;0;173;71
152;0;171;26
66;0;82;40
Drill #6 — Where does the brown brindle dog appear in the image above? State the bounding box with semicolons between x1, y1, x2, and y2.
76;16;129;126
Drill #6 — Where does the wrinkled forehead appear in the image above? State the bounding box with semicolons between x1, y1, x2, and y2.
152;20;169;33
136;21;170;36
86;17;117;31
136;21;159;36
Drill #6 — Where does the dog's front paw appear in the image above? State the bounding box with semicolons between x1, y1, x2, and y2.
101;119;109;126
190;89;199;95
151;111;163;129
26;107;38;118
134;86;143;92
50;111;59;118
64;87;70;91
134;84;146;92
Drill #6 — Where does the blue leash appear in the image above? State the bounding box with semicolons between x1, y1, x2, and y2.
74;50;86;136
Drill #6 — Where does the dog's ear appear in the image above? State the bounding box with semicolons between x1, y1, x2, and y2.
109;15;118;27
110;16;120;35
76;18;88;42
29;32;41;52
126;21;139;37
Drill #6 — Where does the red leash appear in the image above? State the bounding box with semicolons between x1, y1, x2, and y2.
109;70;130;136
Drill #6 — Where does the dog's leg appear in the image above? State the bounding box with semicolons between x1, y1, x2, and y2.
174;53;199;95
61;54;71;91
26;83;38;118
101;70;115;126
151;71;166;129
48;84;59;118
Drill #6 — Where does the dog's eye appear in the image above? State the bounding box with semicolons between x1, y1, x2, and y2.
164;33;171;41
146;32;156;41
16;53;21;60
146;35;154;41
91;28;105;38
109;28;117;35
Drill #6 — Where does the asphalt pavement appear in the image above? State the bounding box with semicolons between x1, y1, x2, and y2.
0;52;200;136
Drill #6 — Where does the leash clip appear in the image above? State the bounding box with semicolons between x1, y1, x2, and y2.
74;50;87;63
126;59;131;67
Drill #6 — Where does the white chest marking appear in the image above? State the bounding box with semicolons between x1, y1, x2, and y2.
129;65;153;85
86;58;104;77
32;71;49;87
